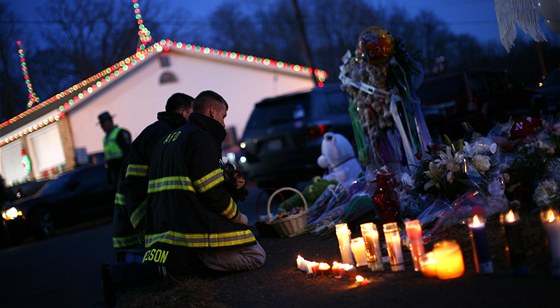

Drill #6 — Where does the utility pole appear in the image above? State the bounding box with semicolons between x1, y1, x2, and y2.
291;0;319;86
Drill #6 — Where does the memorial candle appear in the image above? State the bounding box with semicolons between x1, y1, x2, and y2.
318;262;331;276
468;214;494;274
360;222;384;271
308;261;319;275
500;210;528;275
405;219;425;271
331;261;341;278
350;237;369;267
433;240;464;279
540;208;560;276
296;255;305;271
355;275;368;286
383;222;404;271
419;251;437;278
336;223;354;265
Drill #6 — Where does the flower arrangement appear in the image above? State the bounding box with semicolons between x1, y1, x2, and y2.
412;115;560;225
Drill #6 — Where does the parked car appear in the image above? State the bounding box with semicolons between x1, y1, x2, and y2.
240;83;355;188
1;164;115;243
416;69;543;141
1;179;49;247
539;68;560;114
7;179;50;200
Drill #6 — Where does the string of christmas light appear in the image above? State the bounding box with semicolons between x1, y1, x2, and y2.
0;113;65;147
0;40;327;146
16;41;41;108
132;0;152;51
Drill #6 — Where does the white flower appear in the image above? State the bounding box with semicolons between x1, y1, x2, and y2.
425;161;440;179
533;179;560;208
471;154;491;174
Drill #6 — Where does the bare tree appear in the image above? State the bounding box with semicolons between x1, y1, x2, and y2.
39;0;139;82
208;2;258;55
305;0;381;78
0;3;24;121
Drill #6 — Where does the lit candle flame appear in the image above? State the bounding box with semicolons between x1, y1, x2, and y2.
505;210;516;223
318;262;330;270
471;214;483;227
355;275;368;286
546;209;556;223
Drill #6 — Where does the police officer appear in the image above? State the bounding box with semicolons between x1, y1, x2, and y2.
98;111;131;186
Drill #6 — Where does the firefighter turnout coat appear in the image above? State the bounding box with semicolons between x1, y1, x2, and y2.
143;113;256;267
112;112;188;251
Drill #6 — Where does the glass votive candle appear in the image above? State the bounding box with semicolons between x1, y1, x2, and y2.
335;223;354;265
360;222;384;271
468;214;494;274
500;209;528;275
433;240;464;279
405;219;425;271
383;222;404;271
540;208;560;276
350;237;369;267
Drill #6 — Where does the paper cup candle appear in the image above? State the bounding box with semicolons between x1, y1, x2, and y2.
468;214;494;274
360;222;384;271
336;223;354;265
383;222;404;271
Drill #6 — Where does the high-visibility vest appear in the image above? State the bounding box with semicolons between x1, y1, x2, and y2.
103;127;124;161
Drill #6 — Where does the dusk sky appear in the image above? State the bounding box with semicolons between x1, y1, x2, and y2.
5;0;504;43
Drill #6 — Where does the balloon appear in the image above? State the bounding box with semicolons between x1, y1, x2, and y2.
538;0;560;22
544;18;560;33
356;26;395;65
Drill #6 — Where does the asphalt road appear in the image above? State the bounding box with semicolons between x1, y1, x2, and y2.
0;182;293;307
0;221;113;307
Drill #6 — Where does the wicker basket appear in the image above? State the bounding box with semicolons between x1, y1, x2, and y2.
266;187;308;237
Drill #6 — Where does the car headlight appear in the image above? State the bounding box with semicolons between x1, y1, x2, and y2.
2;206;23;220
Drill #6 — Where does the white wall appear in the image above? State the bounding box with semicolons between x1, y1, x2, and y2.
68;50;316;155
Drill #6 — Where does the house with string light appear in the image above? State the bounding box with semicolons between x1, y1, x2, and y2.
0;39;327;185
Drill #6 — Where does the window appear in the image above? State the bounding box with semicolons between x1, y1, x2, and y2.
159;71;178;84
159;56;170;67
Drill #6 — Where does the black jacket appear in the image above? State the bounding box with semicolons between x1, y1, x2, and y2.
144;113;255;257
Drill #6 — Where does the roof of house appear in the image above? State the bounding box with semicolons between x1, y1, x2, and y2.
0;39;327;147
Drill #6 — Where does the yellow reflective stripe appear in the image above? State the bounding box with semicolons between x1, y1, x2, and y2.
193;169;224;192
145;230;255;248
221;198;237;219
112;235;139;248
114;193;125;206
147;176;195;193
104;127;124;160
131;199;146;228
126;164;148;177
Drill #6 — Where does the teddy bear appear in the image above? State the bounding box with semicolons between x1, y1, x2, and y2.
316;132;363;190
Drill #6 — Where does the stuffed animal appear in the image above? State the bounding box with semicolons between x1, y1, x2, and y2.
278;176;337;213
317;132;363;189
